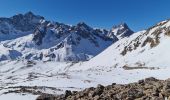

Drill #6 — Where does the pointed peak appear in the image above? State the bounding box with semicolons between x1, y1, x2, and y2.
24;11;34;16
76;22;92;30
24;11;44;19
11;11;35;18
77;22;88;26
112;22;129;29
11;11;44;20
111;22;134;39
76;22;91;28
119;22;128;28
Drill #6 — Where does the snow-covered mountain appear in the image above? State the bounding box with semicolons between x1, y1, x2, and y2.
108;23;134;39
0;12;133;62
0;12;43;40
71;19;170;70
0;12;170;100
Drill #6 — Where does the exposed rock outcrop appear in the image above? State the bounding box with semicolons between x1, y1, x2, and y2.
36;77;170;100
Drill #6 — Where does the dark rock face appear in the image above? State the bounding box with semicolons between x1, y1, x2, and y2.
32;21;118;46
64;90;72;98
36;77;170;100
112;23;134;38
74;22;93;38
32;26;47;45
106;23;134;40
0;11;44;34
10;11;44;32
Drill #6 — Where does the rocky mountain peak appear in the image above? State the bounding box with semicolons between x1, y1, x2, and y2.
24;11;34;16
113;22;128;29
9;12;44;32
76;22;89;27
24;11;44;20
111;22;134;39
75;22;92;31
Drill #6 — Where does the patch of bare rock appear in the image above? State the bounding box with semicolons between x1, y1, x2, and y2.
36;77;170;100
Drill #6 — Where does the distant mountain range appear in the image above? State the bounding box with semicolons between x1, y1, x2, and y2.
0;12;133;62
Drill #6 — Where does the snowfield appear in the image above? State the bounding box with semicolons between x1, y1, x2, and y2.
1;60;170;99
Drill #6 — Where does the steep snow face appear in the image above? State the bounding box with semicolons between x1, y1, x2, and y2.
71;19;170;70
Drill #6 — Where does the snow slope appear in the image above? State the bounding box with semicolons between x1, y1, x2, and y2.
1;59;170;99
71;19;170;70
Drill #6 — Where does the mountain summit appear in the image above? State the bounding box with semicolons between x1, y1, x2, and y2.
111;23;134;39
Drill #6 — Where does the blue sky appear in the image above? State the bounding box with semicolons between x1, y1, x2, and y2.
0;0;169;31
